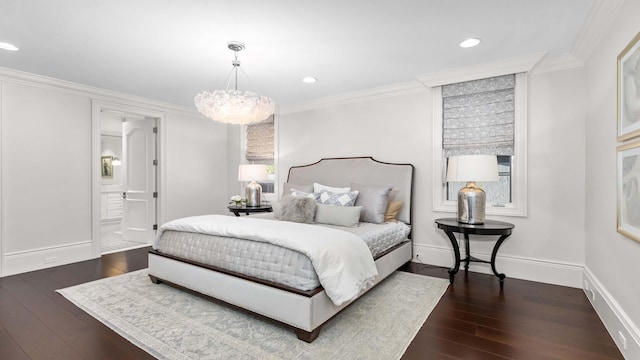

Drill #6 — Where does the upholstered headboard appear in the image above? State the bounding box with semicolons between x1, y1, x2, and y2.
286;157;414;224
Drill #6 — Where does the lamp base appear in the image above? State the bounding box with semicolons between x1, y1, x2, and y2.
457;182;486;224
245;181;262;207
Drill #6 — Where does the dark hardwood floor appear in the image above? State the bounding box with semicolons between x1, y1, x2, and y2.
0;247;623;359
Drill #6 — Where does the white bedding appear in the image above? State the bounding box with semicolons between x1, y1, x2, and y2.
156;214;379;306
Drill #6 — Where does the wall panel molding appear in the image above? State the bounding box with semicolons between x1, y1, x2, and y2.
413;243;584;288
584;267;640;359
2;241;92;276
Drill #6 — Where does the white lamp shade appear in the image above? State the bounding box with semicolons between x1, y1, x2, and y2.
238;164;268;182
446;155;499;182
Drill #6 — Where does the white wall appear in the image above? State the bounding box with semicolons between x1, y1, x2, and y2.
1;82;93;274
278;67;587;288
0;71;229;276
164;110;229;221
584;0;640;357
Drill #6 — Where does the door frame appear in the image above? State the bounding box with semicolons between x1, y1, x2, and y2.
91;100;166;258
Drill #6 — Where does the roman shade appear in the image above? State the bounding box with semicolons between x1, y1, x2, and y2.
442;74;515;157
245;115;274;164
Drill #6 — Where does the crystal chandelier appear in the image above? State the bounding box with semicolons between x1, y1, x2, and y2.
195;41;275;125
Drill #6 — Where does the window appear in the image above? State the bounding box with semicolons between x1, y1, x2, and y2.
447;155;512;205
433;73;527;217
245;115;275;194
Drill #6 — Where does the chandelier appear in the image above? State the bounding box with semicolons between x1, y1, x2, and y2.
195;41;275;125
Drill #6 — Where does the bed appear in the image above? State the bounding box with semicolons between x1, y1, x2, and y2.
147;156;414;342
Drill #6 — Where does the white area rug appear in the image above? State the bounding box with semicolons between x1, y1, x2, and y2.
57;269;449;360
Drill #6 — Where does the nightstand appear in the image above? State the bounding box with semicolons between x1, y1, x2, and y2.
435;218;514;288
228;204;273;217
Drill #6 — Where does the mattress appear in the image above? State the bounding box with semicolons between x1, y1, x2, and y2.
155;217;410;291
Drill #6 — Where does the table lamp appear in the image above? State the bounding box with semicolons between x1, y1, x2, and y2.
446;154;498;224
238;164;268;207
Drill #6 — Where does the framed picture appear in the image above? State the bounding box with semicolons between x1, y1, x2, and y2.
101;156;113;178
617;140;640;243
617;31;640;141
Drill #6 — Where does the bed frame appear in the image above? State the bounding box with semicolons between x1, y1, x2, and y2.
148;157;414;342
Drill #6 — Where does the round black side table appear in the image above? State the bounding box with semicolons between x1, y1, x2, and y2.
435;218;514;288
227;204;273;217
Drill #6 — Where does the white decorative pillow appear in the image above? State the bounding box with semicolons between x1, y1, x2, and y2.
315;203;362;227
313;182;351;194
290;189;318;200
282;182;313;195
351;183;392;224
317;190;359;206
274;195;317;223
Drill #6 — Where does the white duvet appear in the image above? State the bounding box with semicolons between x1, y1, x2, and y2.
155;214;379;306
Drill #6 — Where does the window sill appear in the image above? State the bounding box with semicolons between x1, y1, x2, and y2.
434;201;527;218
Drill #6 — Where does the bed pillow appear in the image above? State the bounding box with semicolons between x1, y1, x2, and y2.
290;189;318;200
317;190;359;206
315;203;362;227
282;182;313;195
351;183;392;224
313;182;351;194
274;195;317;223
384;200;403;222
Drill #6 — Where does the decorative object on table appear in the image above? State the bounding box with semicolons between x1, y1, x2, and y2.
57;269;448;360
617;140;640;243
446;154;498;224
194;41;275;125
229;194;244;207
617;31;640;141
238;164;268;207
101;155;113;178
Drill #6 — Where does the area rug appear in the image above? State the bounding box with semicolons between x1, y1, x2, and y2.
57;269;449;360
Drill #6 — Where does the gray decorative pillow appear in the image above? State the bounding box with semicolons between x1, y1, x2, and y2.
282;182;313;196
317;190;359;206
274;195;317;223
315;203;362;227
351;183;392;224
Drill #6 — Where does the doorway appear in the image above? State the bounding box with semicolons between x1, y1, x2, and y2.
95;104;160;255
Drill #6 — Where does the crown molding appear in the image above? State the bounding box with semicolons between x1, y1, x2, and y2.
571;0;625;62
0;66;199;116
531;53;584;75
278;81;426;115
415;52;547;88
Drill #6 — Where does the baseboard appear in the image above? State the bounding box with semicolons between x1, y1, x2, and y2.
2;241;94;277
584;267;640;359
412;243;584;288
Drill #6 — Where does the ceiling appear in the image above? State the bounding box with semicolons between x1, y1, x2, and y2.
0;0;594;109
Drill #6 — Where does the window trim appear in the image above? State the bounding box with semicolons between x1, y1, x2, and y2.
239;115;278;203
432;72;528;217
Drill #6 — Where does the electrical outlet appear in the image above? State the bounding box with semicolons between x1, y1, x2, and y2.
589;289;595;301
618;331;627;350
44;256;58;264
584;280;589;291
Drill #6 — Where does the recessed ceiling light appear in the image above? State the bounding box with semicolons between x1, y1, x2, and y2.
459;38;481;48
0;42;19;51
302;76;317;84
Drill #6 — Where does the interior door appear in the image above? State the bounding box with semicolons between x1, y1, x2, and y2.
122;118;157;243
